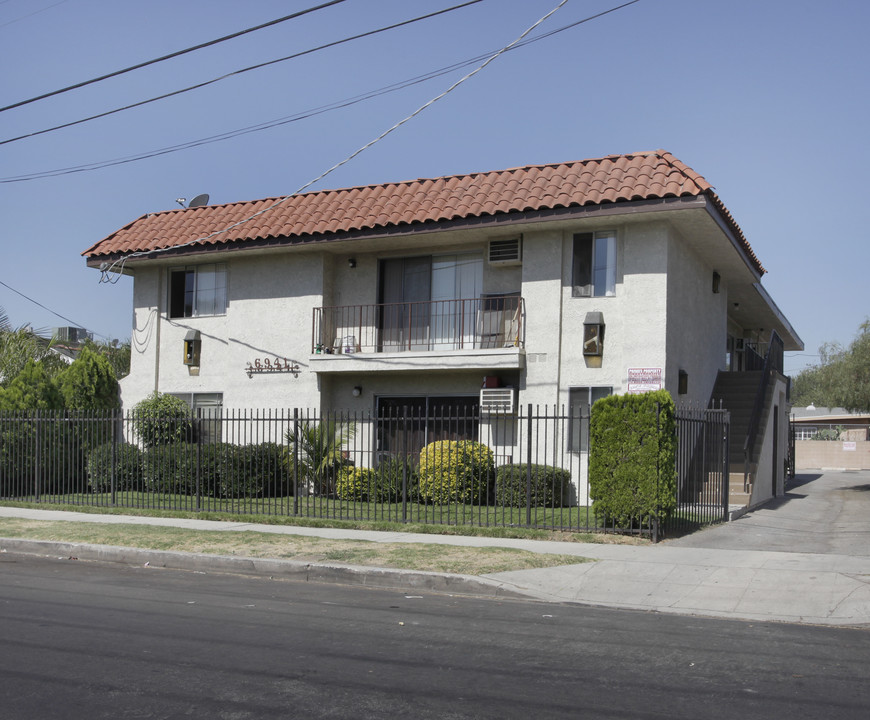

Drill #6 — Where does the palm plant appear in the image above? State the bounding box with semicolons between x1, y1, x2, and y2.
285;416;356;496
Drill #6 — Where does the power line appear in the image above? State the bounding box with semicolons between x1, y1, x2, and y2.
0;0;69;30
99;0;574;283
0;1;348;112
0;0;485;147
2;0;644;184
0;278;110;340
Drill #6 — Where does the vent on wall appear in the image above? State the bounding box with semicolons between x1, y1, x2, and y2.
488;236;522;265
479;388;516;415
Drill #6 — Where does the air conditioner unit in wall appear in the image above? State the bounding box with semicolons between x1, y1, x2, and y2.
488;236;522;265
479;387;516;415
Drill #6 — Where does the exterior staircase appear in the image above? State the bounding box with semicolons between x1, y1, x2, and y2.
710;370;776;510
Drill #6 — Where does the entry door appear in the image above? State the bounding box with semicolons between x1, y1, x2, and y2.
379;257;431;351
430;254;482;350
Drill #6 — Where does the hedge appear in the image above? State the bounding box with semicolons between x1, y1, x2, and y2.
334;457;418;502
495;463;570;507
417;440;493;505
86;442;143;493
588;390;677;528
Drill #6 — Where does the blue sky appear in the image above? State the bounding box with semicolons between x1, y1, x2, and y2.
1;0;867;376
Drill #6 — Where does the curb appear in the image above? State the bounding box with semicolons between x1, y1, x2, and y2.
0;537;531;600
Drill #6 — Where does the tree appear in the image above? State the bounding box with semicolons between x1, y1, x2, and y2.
0;360;64;411
791;319;870;412
285;417;356;496
82;338;131;380
57;346;120;410
0;309;66;388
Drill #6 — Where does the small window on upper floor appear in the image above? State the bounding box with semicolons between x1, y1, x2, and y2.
169;264;227;318
572;231;616;297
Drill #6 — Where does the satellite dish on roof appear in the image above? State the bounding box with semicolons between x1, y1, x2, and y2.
188;193;210;208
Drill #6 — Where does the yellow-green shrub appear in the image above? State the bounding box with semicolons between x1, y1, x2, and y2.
417;440;493;504
335;466;375;501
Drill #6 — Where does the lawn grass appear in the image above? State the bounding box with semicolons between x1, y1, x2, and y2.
0;492;647;544
0;517;594;575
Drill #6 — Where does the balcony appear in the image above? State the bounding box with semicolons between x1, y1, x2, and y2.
310;295;525;374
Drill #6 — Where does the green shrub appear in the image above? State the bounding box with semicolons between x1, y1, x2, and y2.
588;390;677;528
132;393;192;448
214;442;289;499
335;466;375;501
142;443;197;494
373;456;417;503
86;442;142;492
57;346;120;410
495;463;570;507
417;440;493;505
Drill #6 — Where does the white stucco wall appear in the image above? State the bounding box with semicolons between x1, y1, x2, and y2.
121;251;326;411
665;225;729;406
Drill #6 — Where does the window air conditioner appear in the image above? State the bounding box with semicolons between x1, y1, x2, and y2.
488;236;522;265
479;387;516;415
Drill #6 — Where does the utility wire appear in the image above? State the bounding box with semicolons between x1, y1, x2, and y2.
0;0;69;30
99;0;572;284
0;0;347;112
0;278;109;340
2;0;643;183
0;0;484;146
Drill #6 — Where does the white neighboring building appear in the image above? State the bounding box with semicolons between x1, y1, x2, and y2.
84;150;802;504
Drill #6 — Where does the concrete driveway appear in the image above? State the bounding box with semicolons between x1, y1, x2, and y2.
665;470;870;556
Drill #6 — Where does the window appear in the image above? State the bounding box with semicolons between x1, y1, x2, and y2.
378;254;482;351
376;395;479;462
568;386;612;452
572;231;616;297
169;264;227;318
171;392;223;444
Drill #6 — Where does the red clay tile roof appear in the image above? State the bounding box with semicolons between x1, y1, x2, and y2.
83;150;764;274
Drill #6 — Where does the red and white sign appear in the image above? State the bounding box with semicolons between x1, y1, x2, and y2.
627;367;663;394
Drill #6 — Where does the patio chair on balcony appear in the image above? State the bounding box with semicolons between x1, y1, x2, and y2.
477;293;521;348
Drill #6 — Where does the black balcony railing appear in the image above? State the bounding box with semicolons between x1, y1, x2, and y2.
312;295;524;354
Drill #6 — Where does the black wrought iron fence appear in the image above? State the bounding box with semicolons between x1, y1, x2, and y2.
0;404;728;539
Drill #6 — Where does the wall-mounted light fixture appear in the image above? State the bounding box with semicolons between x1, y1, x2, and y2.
712;271;721;294
183;330;201;366
583;312;605;357
352;385;362;397
348;258;357;268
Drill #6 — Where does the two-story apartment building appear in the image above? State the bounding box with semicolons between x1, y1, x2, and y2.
84;150;802;507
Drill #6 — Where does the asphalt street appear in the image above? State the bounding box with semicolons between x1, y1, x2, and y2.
2;553;869;720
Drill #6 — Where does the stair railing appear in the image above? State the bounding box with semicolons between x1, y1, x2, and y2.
742;330;784;490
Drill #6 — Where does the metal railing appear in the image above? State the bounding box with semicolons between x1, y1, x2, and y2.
312;295;524;354
1;403;728;539
743;330;784;487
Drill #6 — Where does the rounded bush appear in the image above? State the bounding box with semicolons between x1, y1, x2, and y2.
86;442;143;493
417;440;493;505
335;466;375;501
132;392;192;448
495;463;570;508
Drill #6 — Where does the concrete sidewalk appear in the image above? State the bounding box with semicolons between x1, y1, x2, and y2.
2;471;869;627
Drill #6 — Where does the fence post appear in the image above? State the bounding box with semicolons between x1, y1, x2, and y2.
110;409;118;506
292;408;299;515
653;402;661;543
196;408;202;512
33;410;41;503
401;406;408;523
525;404;533;527
721;408;730;521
